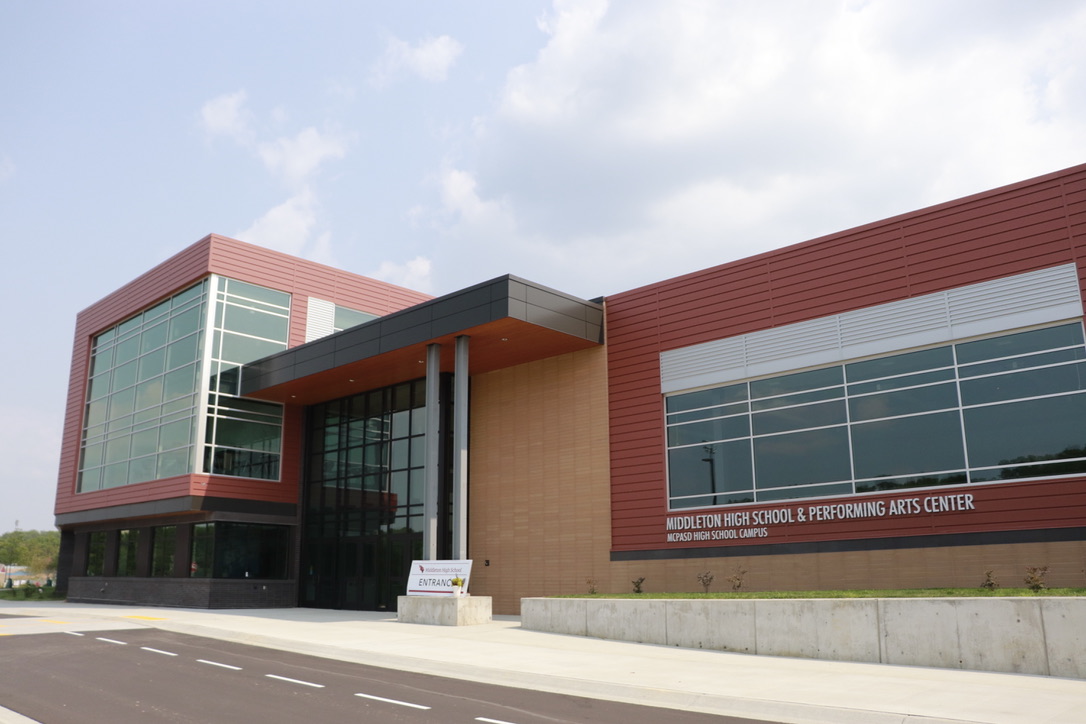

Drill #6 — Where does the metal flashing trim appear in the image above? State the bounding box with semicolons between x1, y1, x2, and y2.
660;264;1083;394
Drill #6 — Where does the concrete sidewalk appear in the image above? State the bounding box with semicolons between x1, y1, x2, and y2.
1;601;1084;724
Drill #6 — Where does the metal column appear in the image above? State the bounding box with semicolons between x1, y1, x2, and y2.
422;342;441;560
452;335;470;560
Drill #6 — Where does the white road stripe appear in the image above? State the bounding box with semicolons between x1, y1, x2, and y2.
354;692;430;710
63;632;84;637
197;659;242;670
96;637;127;645
476;718;520;724
266;674;324;688
141;647;178;656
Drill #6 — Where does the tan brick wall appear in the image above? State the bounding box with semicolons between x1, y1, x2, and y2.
607;540;1086;596
468;346;612;614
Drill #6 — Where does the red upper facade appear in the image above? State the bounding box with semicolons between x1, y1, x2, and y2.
605;163;1086;553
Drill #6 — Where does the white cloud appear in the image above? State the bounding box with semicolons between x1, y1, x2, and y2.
199;92;353;264
370;35;464;87
427;0;1086;296
200;90;254;144
371;256;434;293
436;165;516;233
235;188;319;257
257;127;351;188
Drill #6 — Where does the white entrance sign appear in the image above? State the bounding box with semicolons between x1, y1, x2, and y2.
406;559;473;597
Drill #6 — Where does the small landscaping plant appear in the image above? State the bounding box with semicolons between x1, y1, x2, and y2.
697;571;714;593
1024;565;1049;592
585;577;599;594
631;576;645;594
980;570;999;590
726;565;748;592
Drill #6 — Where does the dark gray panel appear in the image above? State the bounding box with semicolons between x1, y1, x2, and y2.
295;340;336;363
437;285;495;317
431;305;495;337
335;323;381;348
334;339;381;365
527;286;592;320
390;304;435;329
380;322;434;353
525;305;587;337
294;352;338;377
252;353;294;373
487;277;510;301
246;365;300;389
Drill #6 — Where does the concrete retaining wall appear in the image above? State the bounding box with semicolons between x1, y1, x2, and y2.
520;597;1086;679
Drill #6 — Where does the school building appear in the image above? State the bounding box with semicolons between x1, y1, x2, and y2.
55;163;1086;613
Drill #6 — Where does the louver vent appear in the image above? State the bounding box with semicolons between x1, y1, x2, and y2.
304;297;337;343
661;264;1083;393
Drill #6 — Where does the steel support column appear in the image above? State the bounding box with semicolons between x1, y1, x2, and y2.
452;335;470;560
423;342;441;560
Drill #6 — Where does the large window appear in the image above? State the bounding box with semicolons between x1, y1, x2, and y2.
333;305;377;332
203;278;288;479
78;276;288;492
151;526;176;577
117;529;140;576
190;522;289;579
306;380;427;539
301;379;428;609
666;322;1086;509
85;531;106;576
78;282;207;491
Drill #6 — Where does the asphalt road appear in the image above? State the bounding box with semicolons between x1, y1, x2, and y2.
0;624;768;724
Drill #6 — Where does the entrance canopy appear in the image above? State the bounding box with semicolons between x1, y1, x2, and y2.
241;275;604;405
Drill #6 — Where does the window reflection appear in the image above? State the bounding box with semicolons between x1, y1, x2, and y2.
666;322;1086;509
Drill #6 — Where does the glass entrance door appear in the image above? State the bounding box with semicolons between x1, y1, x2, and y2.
300;379;439;611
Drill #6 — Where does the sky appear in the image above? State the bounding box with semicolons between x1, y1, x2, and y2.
1;0;1084;532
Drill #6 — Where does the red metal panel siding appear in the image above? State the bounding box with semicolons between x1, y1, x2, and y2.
56;234;432;520
55;239;216;517
606;163;1086;553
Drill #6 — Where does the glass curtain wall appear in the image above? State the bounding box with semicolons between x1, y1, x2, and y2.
203;277;289;479
301;379;432;610
666;322;1086;509
77;275;289;491
78;282;208;491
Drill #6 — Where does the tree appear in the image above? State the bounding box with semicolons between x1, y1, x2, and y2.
0;530;60;575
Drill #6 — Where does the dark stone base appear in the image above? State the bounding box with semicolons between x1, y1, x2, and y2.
66;577;296;608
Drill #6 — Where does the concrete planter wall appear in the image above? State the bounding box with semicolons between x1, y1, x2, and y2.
520;597;1086;679
397;596;493;626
